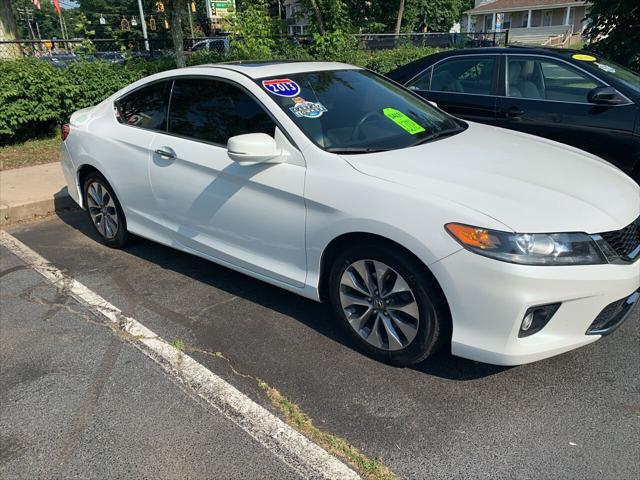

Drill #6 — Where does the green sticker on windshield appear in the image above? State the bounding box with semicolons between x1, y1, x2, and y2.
383;108;425;135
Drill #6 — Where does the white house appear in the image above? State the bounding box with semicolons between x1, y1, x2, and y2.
284;0;310;36
463;0;592;44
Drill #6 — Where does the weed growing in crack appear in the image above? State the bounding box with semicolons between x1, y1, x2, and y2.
187;345;398;480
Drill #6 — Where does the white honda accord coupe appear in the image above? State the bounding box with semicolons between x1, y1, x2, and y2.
61;61;640;366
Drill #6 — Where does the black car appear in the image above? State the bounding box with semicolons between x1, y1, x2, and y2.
387;47;640;182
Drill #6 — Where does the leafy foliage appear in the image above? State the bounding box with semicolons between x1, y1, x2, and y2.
0;58;153;143
229;0;281;59
304;0;471;33
584;0;640;72
296;0;352;34
402;0;469;32
0;41;440;144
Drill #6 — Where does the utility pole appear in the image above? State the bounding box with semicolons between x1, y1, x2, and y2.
55;5;67;49
205;0;213;35
137;0;150;50
17;6;36;40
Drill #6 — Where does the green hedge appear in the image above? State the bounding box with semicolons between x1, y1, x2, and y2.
0;44;440;144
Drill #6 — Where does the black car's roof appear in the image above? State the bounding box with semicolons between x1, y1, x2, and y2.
387;46;595;83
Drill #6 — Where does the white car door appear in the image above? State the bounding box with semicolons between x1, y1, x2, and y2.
108;80;172;239
148;76;307;288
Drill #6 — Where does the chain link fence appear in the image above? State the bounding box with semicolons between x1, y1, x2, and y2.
0;32;508;64
354;32;509;49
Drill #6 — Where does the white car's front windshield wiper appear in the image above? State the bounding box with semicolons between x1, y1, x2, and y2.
409;127;466;148
325;147;391;154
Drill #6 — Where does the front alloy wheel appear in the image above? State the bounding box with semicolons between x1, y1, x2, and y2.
339;259;419;351
329;243;448;365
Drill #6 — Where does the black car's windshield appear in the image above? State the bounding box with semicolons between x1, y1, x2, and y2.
586;58;640;95
257;69;464;152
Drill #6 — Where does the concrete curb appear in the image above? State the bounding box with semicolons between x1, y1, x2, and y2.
1;163;79;227
0;189;77;226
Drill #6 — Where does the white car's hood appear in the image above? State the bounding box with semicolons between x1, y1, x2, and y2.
343;122;639;233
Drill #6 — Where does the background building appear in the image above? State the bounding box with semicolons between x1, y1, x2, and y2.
284;0;310;36
463;0;592;45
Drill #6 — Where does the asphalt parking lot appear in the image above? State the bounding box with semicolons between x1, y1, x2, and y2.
2;210;639;479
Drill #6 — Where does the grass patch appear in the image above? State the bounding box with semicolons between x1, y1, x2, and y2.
173;341;397;479
0;135;60;171
259;381;398;480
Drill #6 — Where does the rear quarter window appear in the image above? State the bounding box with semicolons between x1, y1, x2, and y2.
115;81;171;130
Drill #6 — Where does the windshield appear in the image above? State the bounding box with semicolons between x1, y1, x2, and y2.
587;58;640;94
256;69;464;153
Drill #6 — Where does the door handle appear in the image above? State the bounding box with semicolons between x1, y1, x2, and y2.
506;107;525;118
155;147;176;159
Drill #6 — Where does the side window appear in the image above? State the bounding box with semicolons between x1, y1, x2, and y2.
115;81;170;130
507;57;601;102
168;78;276;145
429;57;495;95
406;66;432;91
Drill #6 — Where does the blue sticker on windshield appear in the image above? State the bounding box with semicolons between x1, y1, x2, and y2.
289;97;327;118
262;78;301;97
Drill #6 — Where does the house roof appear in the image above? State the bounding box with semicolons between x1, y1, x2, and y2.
465;0;589;14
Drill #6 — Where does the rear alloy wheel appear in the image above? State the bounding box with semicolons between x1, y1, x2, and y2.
329;244;448;365
83;173;129;248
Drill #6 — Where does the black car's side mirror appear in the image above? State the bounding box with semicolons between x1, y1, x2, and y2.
588;86;624;105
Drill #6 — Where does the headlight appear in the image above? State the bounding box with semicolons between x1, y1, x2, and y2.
445;223;605;265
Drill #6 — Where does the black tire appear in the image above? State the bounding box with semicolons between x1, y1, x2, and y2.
83;172;130;248
328;243;449;366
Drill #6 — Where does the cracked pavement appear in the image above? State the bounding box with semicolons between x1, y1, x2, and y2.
2;210;640;479
0;243;303;479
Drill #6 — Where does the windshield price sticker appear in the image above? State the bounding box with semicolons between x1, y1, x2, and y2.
289;97;328;118
262;78;301;97
383;108;425;135
595;62;616;73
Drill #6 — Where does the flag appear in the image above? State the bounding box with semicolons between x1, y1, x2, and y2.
32;0;41;9
53;0;61;15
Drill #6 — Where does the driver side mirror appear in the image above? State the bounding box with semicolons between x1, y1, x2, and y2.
227;133;282;165
588;86;624;105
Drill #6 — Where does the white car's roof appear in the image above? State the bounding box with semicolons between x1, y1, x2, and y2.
201;61;360;79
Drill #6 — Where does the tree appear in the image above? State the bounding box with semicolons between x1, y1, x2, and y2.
394;0;404;35
584;0;640;72
402;0;467;33
1;0;22;58
166;0;186;67
302;0;350;33
228;0;281;58
308;0;325;34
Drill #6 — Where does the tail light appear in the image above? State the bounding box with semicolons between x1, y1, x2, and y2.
61;124;70;142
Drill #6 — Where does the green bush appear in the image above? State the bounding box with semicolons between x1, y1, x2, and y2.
0;58;163;144
0;43;442;144
0;60;72;142
360;44;439;75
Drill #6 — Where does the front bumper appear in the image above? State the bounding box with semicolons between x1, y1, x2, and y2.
430;249;640;366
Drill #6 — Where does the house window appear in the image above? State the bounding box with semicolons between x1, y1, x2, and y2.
502;13;511;29
522;12;529;27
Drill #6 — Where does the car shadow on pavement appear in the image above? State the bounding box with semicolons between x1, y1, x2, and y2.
56;209;510;381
